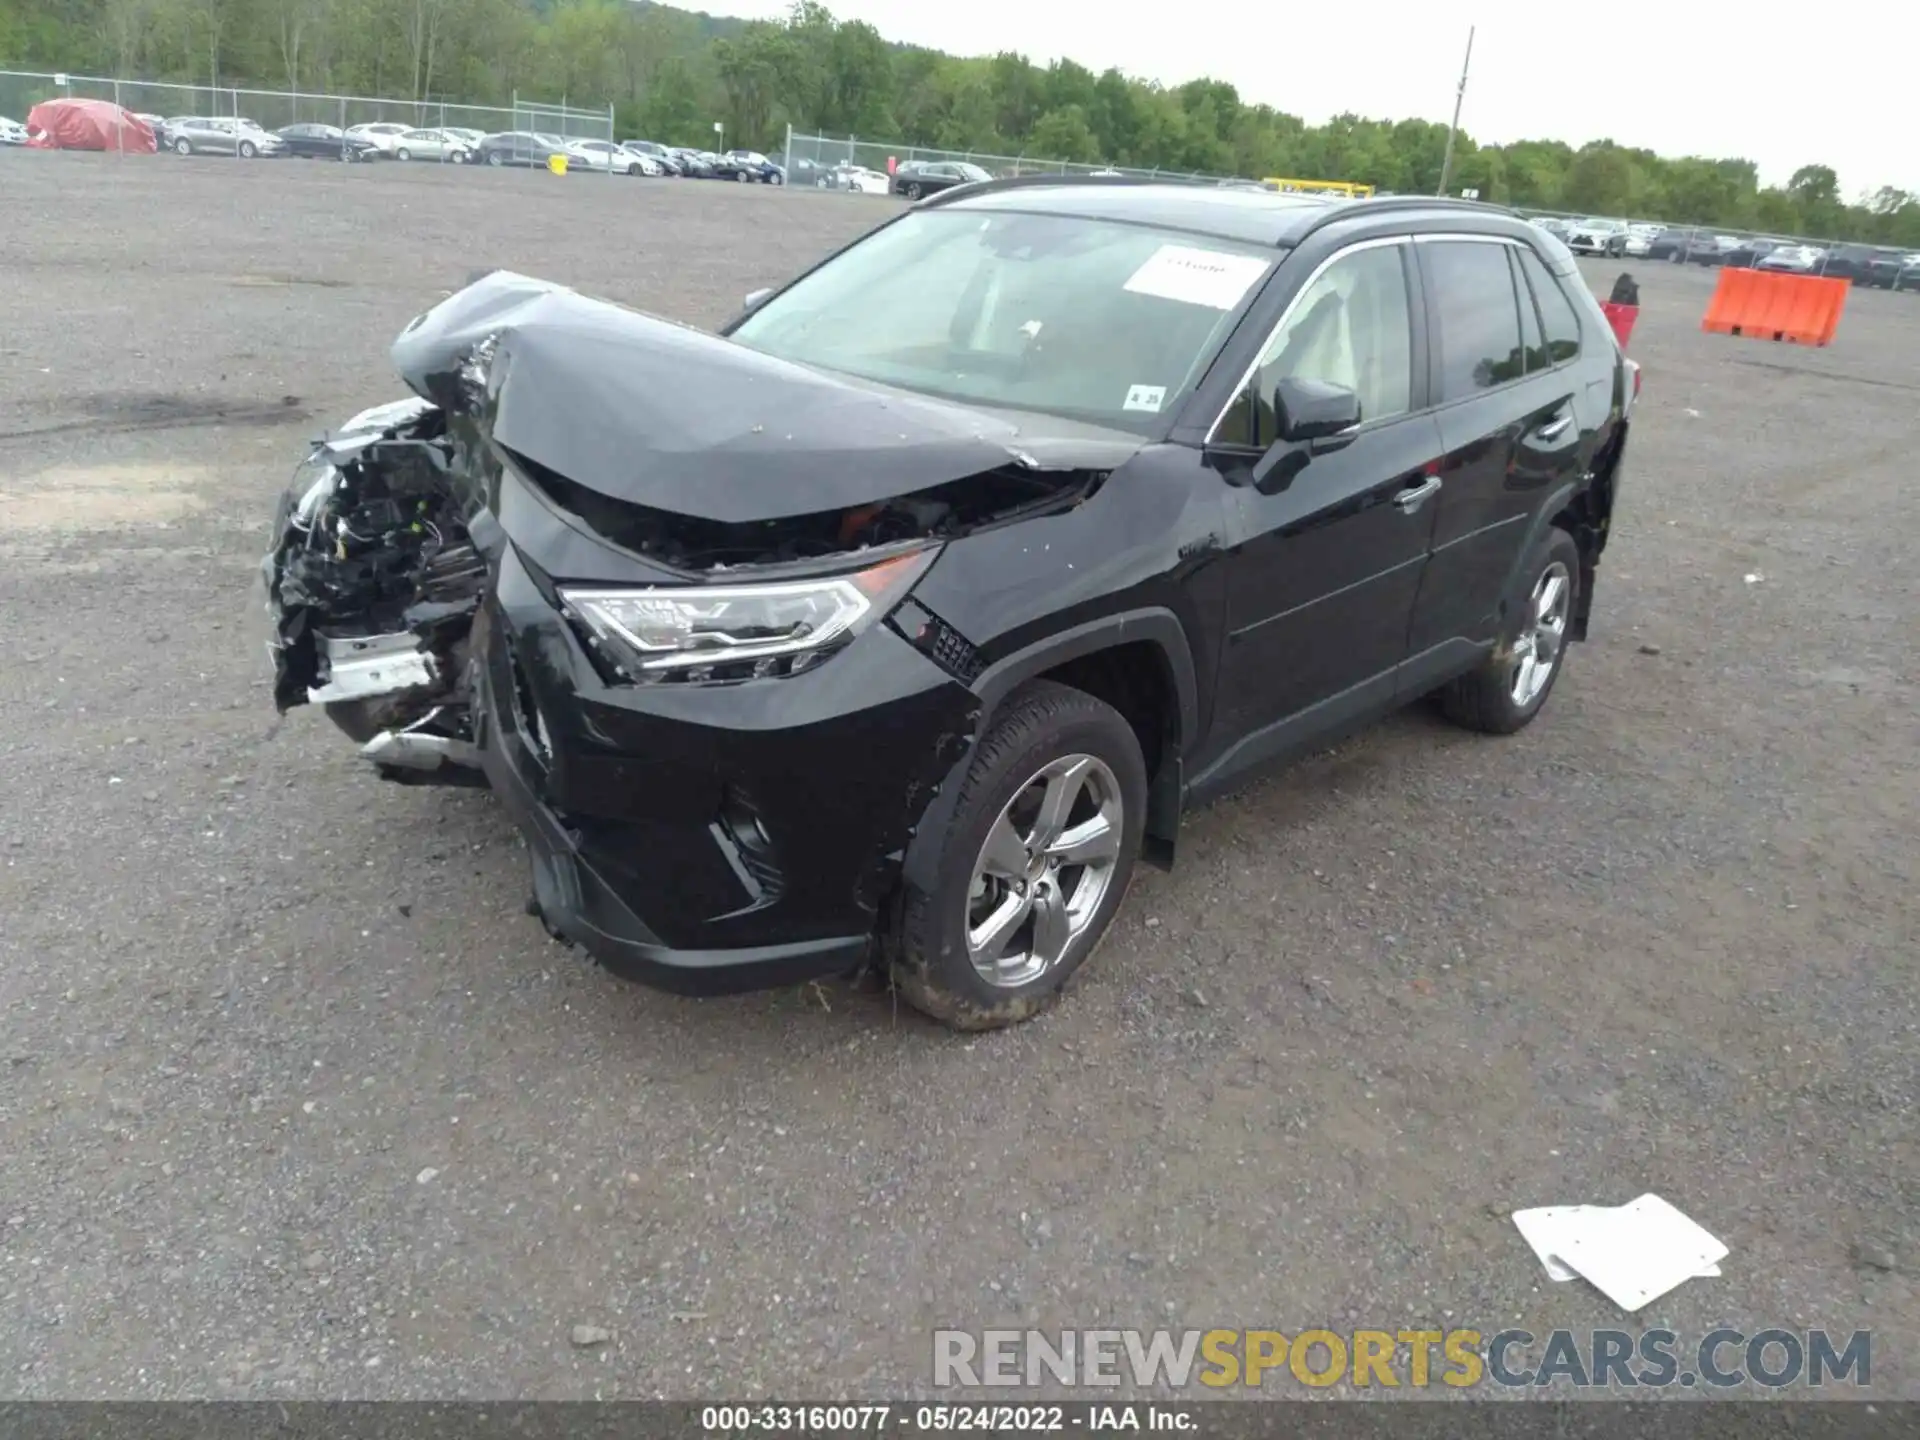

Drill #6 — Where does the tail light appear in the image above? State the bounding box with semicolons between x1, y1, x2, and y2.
1625;358;1642;413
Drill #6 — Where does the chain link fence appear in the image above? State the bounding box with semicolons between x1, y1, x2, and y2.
0;69;612;163
780;128;1241;194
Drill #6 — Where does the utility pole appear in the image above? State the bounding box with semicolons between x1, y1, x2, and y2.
1435;24;1475;197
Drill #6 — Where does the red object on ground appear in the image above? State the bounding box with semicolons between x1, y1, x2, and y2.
1600;300;1638;350
23;98;156;153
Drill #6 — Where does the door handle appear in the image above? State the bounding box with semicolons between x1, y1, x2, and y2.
1394;475;1442;513
1533;412;1574;443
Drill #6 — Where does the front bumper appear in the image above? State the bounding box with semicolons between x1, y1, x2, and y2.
471;532;976;996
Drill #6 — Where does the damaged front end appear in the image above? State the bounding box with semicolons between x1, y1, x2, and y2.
262;396;488;783
262;268;1149;990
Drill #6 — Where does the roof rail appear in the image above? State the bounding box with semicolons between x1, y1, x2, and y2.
914;170;1219;208
1289;193;1518;244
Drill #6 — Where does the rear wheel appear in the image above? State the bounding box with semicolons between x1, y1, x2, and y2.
890;680;1146;1031
1437;527;1582;735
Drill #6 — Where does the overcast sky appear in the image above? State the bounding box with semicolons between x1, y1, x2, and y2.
716;0;1909;197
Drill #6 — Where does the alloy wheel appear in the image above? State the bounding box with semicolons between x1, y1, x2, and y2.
1510;560;1572;707
965;754;1124;989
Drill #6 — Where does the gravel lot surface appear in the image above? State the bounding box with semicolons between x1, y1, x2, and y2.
1;155;1915;1401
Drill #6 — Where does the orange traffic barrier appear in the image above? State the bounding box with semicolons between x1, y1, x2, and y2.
1701;267;1849;347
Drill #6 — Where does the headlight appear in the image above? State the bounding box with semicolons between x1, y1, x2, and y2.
560;548;935;682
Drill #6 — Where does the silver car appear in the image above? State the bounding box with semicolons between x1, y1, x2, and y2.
164;117;285;158
393;128;474;163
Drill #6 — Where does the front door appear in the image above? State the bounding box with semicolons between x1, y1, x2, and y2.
1207;240;1444;748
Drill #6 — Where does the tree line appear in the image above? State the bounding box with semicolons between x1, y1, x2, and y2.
7;0;1917;246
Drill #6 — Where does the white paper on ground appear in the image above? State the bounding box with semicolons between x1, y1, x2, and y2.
1123;245;1272;310
1512;1195;1727;1311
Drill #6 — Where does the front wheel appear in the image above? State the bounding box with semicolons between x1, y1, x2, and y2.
1436;526;1582;734
395;147;411;161
238;140;257;158
734;169;747;181
173;137;192;156
906;181;923;200
889;680;1146;1031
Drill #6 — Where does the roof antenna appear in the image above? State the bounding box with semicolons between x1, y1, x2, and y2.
1435;24;1475;198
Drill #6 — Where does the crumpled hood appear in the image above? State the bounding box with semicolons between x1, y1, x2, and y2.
390;270;1144;524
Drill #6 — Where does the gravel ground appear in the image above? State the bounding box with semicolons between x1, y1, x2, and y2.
1;155;1915;1402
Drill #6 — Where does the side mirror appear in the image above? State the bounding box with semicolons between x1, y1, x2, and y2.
1248;377;1361;494
742;287;774;312
1275;376;1362;444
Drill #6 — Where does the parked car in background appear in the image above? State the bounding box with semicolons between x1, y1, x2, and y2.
666;147;716;178
345;121;410;156
0;115;27;145
1622;223;1662;256
1862;251;1920;290
1719;237;1786;269
724;148;785;183
833;162;891;194
1756;244;1826;274
892;159;992;199
392;128;475;163
620;139;683;174
164;116;285;157
1530;216;1571;239
1565;217;1629;256
784;156;836;186
474;131;570;169
1818;244;1889;284
560;138;648;174
1643;227;1701;261
276;123;382;162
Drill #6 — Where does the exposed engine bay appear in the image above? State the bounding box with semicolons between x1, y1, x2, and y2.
262;271;1113;784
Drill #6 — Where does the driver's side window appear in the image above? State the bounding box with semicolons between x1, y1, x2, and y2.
1220;243;1414;447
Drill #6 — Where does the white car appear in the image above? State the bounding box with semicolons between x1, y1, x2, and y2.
1623;222;1662;257
831;163;891;194
345;122;410;155
1565;217;1629;257
0;115;27;145
1757;244;1827;274
442;127;487;148
566;139;654;175
392;128;474;163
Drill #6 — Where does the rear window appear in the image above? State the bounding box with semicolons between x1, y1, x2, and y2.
1515;247;1582;364
1425;240;1526;399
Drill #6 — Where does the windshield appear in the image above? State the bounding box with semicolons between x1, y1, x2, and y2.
729;208;1276;434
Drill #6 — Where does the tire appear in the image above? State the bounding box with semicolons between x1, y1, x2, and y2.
626;163;641;175
734;169;747;181
889;680;1147;1031
173;137;192;156
395;147;411;161
486;150;503;167
769;172;782;185
238;140;256;158
1436;526;1582;735
906;181;923;200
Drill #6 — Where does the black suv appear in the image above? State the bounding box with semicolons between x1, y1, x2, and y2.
263;181;1636;1030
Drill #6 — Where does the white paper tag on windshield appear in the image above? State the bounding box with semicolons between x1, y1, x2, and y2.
1123;384;1166;413
1124;245;1271;310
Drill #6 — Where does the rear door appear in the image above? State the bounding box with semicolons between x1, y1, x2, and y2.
1406;236;1583;658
